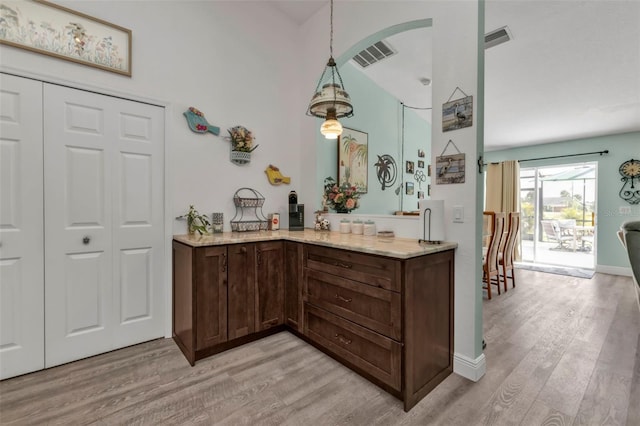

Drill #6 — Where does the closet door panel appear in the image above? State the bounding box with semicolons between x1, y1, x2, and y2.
0;73;44;380
112;99;164;347
119;248;152;322
44;84;113;367
64;251;109;334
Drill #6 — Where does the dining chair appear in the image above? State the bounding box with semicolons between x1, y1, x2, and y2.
483;211;505;300
499;212;520;292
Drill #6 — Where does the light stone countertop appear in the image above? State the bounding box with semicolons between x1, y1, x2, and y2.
173;229;457;259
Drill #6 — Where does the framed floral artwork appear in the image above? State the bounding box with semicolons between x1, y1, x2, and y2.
0;0;132;76
338;127;368;193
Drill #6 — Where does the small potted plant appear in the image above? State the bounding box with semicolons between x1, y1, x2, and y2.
178;205;211;235
227;125;259;165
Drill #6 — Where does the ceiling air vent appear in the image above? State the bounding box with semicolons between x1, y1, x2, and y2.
484;26;512;49
352;40;396;68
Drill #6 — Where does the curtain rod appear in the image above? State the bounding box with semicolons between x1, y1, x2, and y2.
478;150;609;173
517;150;609;163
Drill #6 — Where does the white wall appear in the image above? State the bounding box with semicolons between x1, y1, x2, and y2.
2;0;485;381
1;0;303;230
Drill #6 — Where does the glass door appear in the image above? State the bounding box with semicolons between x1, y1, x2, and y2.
519;163;596;269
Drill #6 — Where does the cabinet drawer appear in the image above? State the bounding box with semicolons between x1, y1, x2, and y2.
305;268;401;341
304;304;401;391
304;245;400;292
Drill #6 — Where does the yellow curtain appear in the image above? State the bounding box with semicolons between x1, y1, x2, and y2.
502;160;520;213
485;163;503;212
485;160;521;258
485;161;520;213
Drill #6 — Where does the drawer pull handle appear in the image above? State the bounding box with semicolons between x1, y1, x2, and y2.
335;262;352;269
334;333;352;345
335;294;352;303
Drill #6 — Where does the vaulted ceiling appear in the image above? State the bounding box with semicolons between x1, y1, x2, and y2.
272;0;640;151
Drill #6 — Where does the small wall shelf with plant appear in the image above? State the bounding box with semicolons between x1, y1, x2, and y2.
227;125;258;165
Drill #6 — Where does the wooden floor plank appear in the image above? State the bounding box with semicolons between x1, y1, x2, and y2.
520;399;573;426
1;270;638;425
573;366;631;426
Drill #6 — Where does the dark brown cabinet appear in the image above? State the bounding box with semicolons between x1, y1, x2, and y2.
255;241;285;330
284;241;303;332
173;235;454;412
172;242;227;365
173;240;284;365
195;246;228;351
227;244;256;340
302;244;454;411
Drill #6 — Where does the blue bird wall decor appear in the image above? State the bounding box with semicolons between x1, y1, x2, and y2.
183;107;220;135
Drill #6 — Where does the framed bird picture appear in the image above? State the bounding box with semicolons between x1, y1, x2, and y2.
435;153;465;184
442;96;473;132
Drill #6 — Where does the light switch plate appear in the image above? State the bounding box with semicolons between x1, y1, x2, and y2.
453;206;464;223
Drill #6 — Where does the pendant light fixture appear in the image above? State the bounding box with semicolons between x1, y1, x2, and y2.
307;0;353;139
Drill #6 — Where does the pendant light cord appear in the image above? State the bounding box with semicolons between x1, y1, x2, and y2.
329;0;334;58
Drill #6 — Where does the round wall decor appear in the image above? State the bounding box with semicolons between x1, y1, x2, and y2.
619;158;640;204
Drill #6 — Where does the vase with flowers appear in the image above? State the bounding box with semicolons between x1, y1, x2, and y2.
323;176;360;213
227;125;259;165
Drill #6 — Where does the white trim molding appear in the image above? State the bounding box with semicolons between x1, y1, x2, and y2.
596;265;632;277
453;352;486;382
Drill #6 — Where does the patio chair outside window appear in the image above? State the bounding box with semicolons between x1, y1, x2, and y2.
540;219;575;250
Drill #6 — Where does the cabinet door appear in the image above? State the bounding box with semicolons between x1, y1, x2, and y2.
255;241;284;330
227;244;256;340
0;74;45;380
195;246;227;350
284;241;303;332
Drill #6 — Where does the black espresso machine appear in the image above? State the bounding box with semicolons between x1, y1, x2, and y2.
288;191;304;231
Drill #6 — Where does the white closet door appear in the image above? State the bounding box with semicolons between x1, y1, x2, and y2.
0;74;45;379
44;84;164;367
111;92;165;348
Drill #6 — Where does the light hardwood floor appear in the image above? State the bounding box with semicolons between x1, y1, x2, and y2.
1;269;639;425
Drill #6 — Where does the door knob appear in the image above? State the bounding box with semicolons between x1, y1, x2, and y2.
82;236;91;245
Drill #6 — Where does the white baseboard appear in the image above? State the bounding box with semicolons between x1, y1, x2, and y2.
596;265;632;277
453;352;486;382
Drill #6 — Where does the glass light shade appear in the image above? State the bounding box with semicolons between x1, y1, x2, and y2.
320;118;342;139
308;83;353;119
